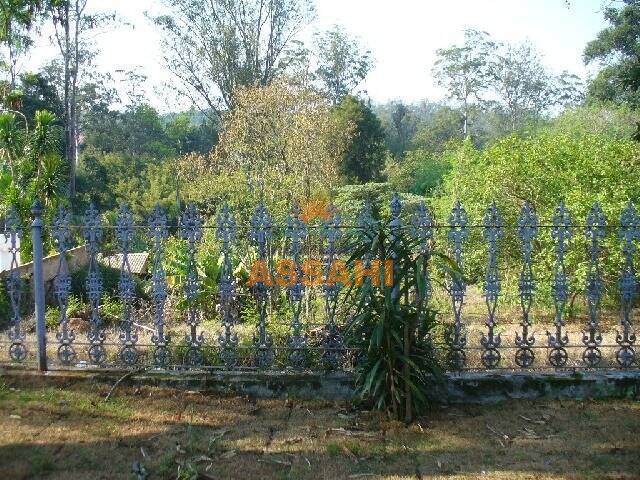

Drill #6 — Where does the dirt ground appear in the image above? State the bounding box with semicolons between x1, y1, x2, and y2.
0;378;639;480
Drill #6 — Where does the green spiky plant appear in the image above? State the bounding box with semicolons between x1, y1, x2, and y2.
343;209;457;422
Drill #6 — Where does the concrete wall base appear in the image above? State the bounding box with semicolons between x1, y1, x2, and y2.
2;366;640;404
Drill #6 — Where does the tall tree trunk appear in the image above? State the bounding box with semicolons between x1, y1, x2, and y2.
61;0;75;197
69;0;81;198
7;22;16;90
462;97;469;136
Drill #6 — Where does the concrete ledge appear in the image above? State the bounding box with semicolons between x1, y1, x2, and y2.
441;371;640;404
0;365;355;401
2;365;640;404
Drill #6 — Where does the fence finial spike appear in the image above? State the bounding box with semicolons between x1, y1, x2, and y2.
31;198;42;215
390;193;402;218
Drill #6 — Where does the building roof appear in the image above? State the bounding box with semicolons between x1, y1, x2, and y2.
98;252;150;275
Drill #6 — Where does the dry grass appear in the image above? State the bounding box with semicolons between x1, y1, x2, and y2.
0;379;639;480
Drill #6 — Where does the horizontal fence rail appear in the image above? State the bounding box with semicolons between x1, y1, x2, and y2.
0;196;639;373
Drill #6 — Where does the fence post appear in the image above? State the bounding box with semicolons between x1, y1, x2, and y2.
31;199;47;372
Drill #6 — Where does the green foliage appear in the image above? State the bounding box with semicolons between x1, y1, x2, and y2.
83;104;218;161
163;233;252;320
45;306;59;329
314;25;373;104
0;108;66;259
0;281;10;329
76;102;218;217
0;0;49;88
65;295;85;318
380;102;419;158
385;148;452;196
343;220;442;421
332;95;388;183
164;112;219;155
431;119;640;304
99;295;124;325
17;72;65;120
70;264;147;304
333;182;425;222
76;149;179;217
433;29;495;134
549;104;640;140
584;0;640;107
411;106;463;153
84;104;173;159
164;236;215;315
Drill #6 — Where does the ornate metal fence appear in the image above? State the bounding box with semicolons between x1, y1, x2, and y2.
1;196;639;372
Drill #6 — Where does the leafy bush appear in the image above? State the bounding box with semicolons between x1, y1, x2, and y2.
548;104;640;141
70;264;147;302
385;148;452;195
431;128;640;307
0;281;9;329
333;182;425;223
46;294;118;329
100;295;124;324
45;307;60;329
66;295;86;318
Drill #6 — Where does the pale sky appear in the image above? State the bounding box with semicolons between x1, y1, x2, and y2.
23;0;607;112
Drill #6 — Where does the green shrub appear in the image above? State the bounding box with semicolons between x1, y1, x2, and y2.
431;129;640;307
343;217;445;421
385;148;452;196
45;307;60;329
100;295;123;324
66;295;86;318
334;182;425;223
0;281;9;329
70;264;147;302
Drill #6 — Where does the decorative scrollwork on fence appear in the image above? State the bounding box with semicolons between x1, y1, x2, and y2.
389;194;402;301
355;200;378;294
617;202;639;368
4;207;26;362
515;203;538;367
52;207;75;365
481;203;503;368
83;203;106;364
583;203;606;367
149;205;170;367
410;202;434;305
548;202;572;368
181;203;205;366
116;204;139;366
216;204;238;369
286;202;307;369
358;200;377;233
250;203;274;369
446;201;468;370
18;197;640;373
321;204;346;370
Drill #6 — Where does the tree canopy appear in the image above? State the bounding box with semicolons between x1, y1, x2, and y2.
332;95;386;183
584;0;640;106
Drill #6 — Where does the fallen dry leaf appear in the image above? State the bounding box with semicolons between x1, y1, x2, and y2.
283;436;303;444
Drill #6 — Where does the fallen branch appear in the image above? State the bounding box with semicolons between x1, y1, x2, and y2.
325;428;380;439
104;367;147;402
485;423;510;448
